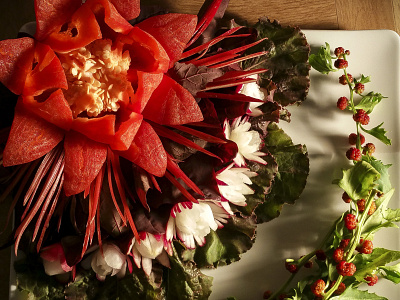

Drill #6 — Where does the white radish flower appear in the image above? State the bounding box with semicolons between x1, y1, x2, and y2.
216;163;257;206
166;201;228;249
239;74;265;116
223;117;267;167
91;243;128;281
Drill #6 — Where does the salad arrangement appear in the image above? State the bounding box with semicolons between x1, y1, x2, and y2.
0;0;311;299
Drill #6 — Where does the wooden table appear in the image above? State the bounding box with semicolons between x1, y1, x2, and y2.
0;0;398;298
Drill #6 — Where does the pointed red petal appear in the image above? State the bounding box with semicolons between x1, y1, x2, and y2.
23;89;73;131
42;4;102;53
123;27;170;73
71;115;116;145
0;38;35;95
142;75;203;125
109;111;143;151
109;0;140;21
3;103;64;167
34;0;82;40
130;71;163;113
119;121;167;177
135;14;197;66
63;131;107;196
85;0;133;34
23;42;67;96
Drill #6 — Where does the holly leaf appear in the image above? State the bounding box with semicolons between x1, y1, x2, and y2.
362;157;392;193
333;160;380;200
353;248;400;283
355;74;371;84
309;42;337;74
331;286;387;300
253;122;309;223
361;123;392;145
380;263;400;284
242;18;310;106
354;92;386;114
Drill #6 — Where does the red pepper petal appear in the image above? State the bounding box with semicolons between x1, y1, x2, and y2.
71;115;116;145
34;0;82;41
135;14;197;67
42;4;102;53
85;0;133;34
22;89;73;131
0;38;35;95
118;121;167;177
23;42;68;96
130;71;163;113
3;101;64;167
109;0;140;21
122;27;170;73
63;131;107;196
109;111;143;151
141;75;204;125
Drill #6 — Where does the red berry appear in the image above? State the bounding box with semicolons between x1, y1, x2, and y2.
316;249;327;261
334;58;348;69
263;290;272;299
348;133;365;145
339;73;353;85
334;47;345;57
311;279;326;296
339;239;350;249
358;239;373;254
342;192;351;203
355;82;365;94
285;261;297;273
353;109;370;125
337;96;349;110
345;50;350;55
369;201;377;215
346;147;362;161
336;261;356;276
330;281;346;295
344;213;358;230
365;274;378;286
333;248;344;263
357;199;366;212
363;143;375;155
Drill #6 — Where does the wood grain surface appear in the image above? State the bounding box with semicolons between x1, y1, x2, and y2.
0;0;399;299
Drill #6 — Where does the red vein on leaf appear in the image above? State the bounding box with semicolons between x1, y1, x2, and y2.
212;68;267;82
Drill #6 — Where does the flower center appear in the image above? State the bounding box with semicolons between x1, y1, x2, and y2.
59;39;131;118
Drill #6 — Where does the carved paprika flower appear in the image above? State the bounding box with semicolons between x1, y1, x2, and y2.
40;242;73;276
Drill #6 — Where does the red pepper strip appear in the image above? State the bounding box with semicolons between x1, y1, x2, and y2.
151;122;221;161
0;38;35;95
166;154;204;196
212;68;268;82
22;89;73;131
169;125;226;144
122;27;170;73
42;4;102;53
210;51;269;69
109;0;140;21
118;121;167;177
63;131;107;196
23;42;68;96
196;92;265;102
129;71;163;114
135;13;197;67
3;102;64;167
186;0;223;48
181;27;246;59
34;0;82;41
71;115;115;145
164;171;198;203
109;111;143;151
85;0;133;35
203;77;257;91
141;75;204;126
